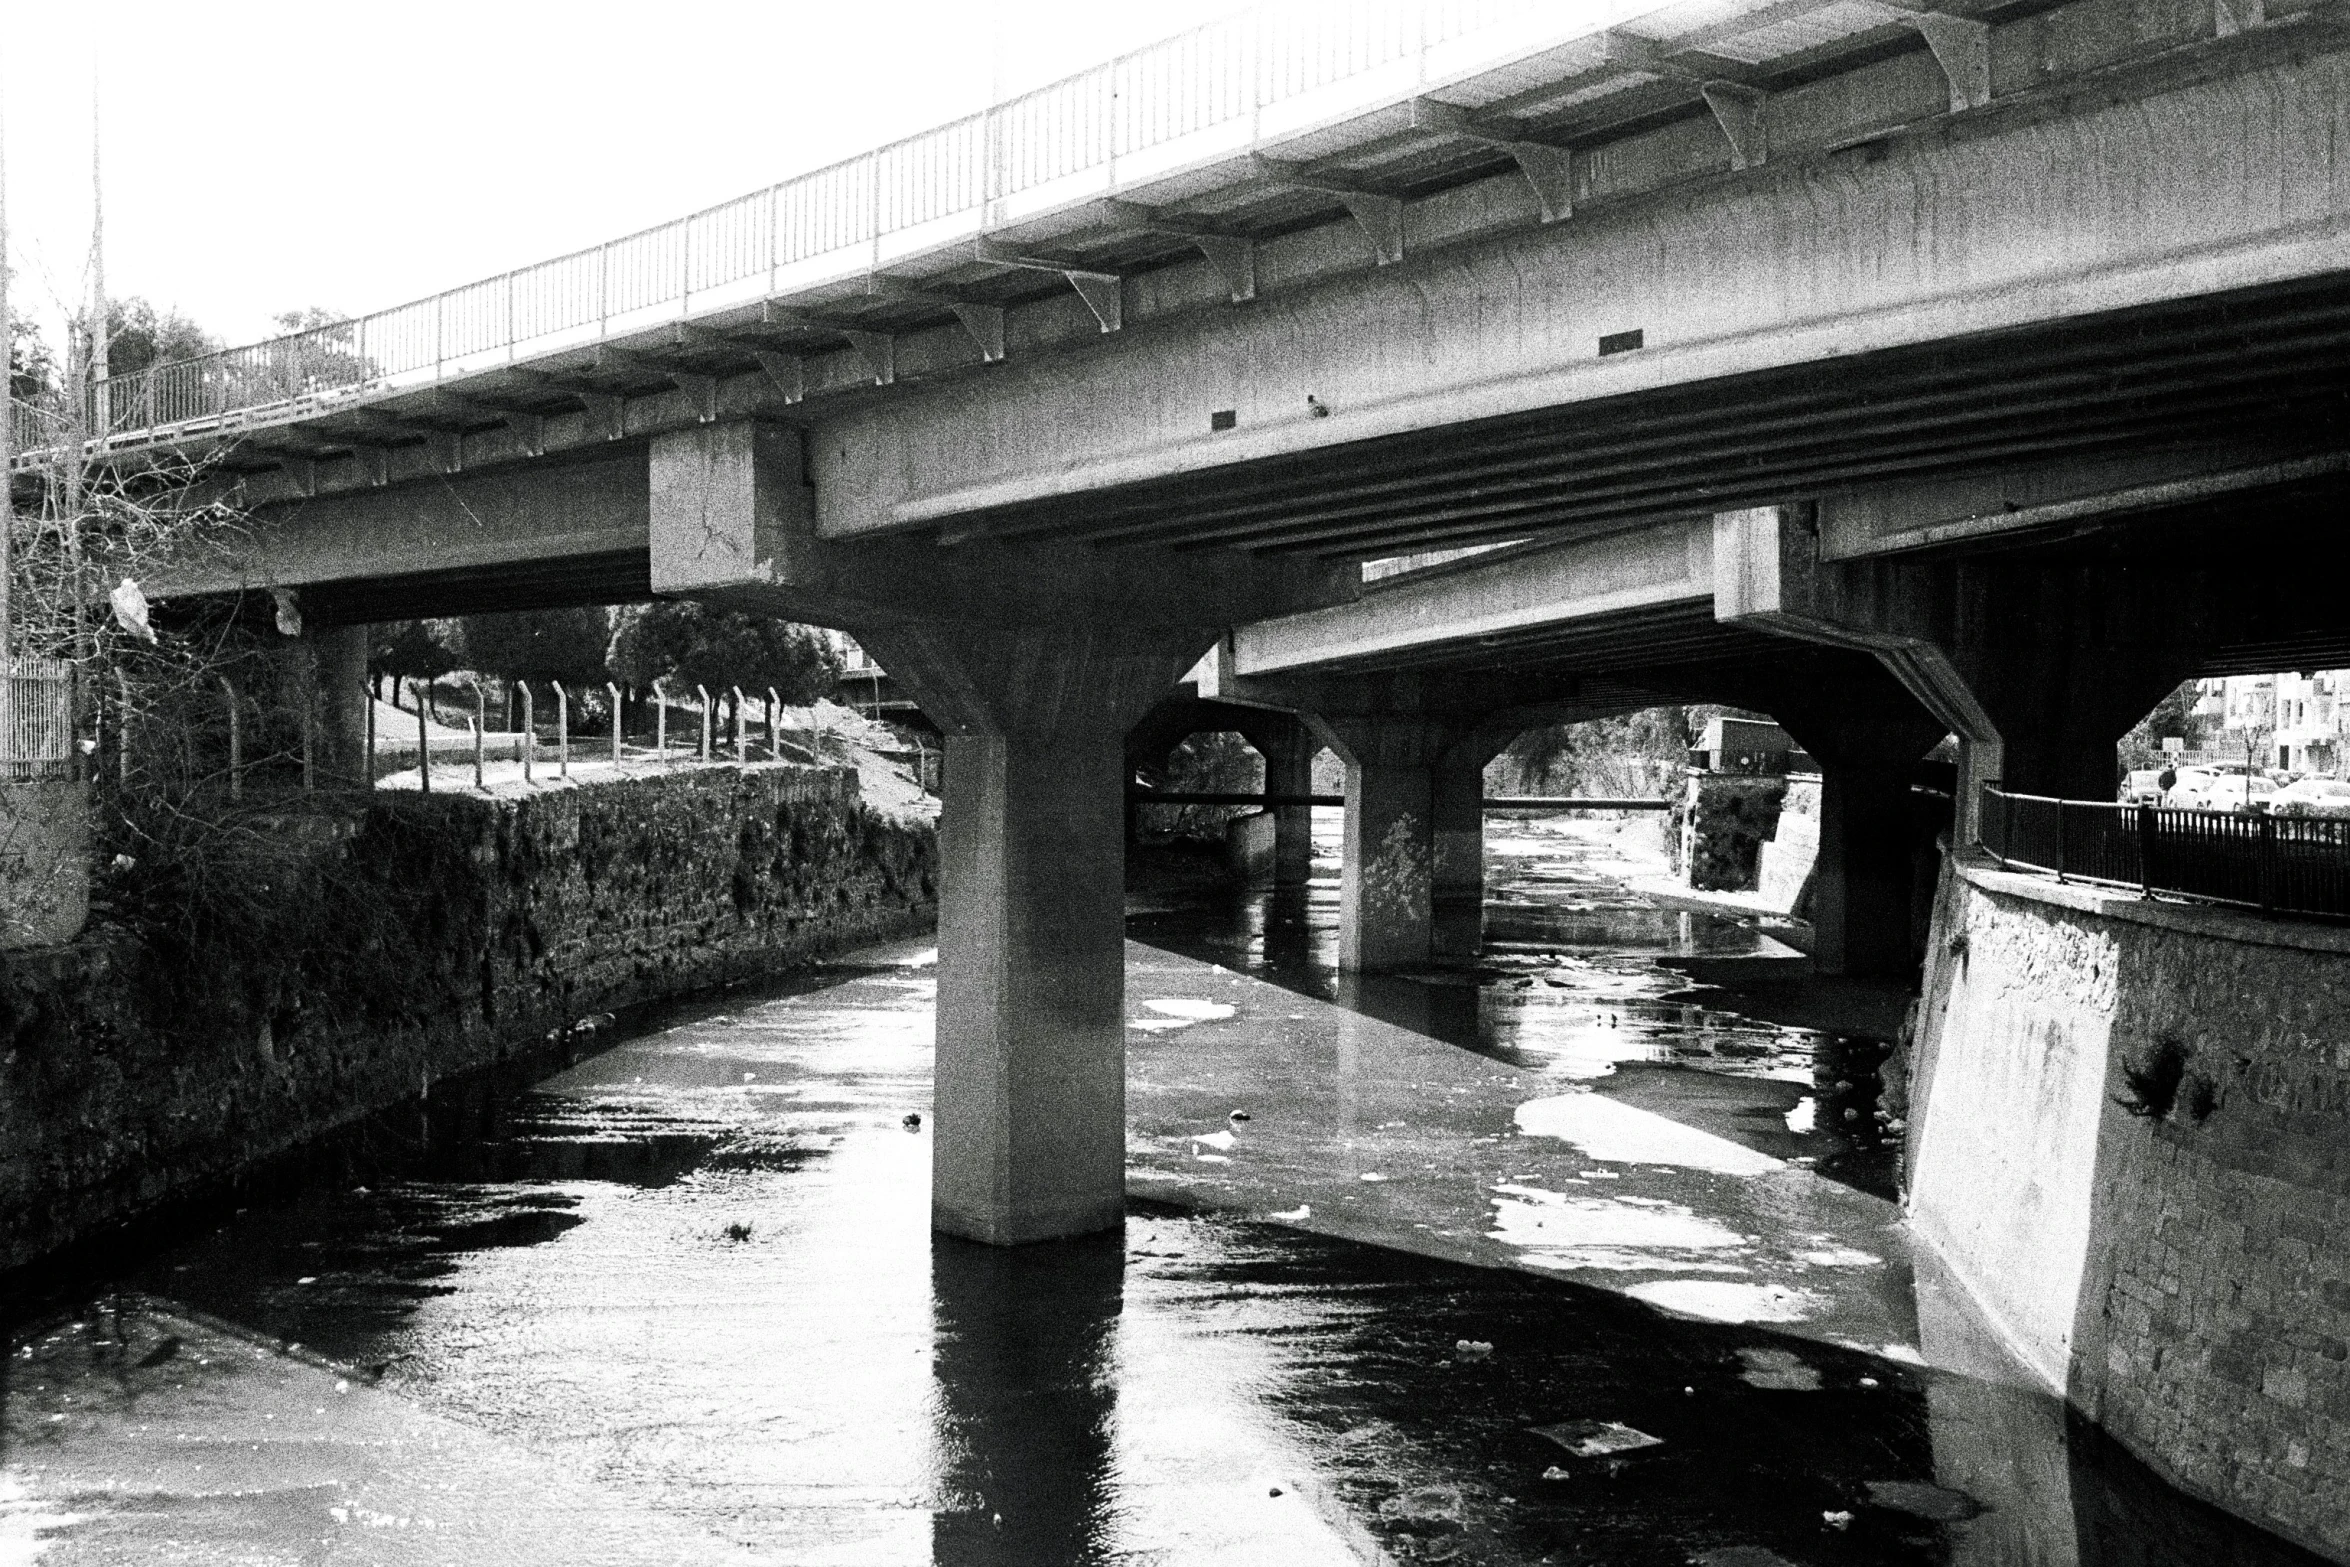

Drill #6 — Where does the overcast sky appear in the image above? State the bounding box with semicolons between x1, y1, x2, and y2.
3;0;1241;352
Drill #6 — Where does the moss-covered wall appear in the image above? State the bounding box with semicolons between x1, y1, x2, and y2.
0;763;935;1273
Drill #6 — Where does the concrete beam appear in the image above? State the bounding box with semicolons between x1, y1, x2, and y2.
1231;523;1712;676
648;422;1354;634
822;33;2350;539
150;445;651;601
1816;446;2350;560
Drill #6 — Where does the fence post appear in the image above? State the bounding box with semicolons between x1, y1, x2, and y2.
697;685;712;762
2137;803;2157;899
471;682;487;791
2259;813;2277;912
416;680;431;795
2054;799;2068;883
608;681;623;766
364;673;376;791
221;676;242;801
555;681;570;779
519;682;535;784
732;685;747;763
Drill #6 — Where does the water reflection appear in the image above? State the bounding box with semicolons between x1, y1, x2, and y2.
929;1234;1123;1566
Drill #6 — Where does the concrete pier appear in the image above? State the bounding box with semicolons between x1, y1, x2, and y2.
863;624;1213;1244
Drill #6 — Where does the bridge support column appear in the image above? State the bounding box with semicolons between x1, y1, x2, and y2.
856;624;1211;1247
1808;757;1930;978
1433;732;1514;965
1316;717;1450;972
309;623;371;787
1262;723;1319;889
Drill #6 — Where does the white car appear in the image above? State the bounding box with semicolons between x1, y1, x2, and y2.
2195;774;2278;814
2269;777;2350;819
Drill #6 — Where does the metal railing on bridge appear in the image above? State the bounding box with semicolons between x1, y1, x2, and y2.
39;0;1604;456
2;658;75;784
1980;785;2350;919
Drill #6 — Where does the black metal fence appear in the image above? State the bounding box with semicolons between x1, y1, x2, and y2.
1980;786;2350;918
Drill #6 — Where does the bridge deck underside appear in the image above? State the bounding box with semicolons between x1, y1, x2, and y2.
925;273;2350;561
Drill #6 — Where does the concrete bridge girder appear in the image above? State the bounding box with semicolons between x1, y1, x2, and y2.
824;25;2350;550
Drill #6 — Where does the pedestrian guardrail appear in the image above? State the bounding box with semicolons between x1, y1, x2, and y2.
1980;784;2350;919
30;0;1600;455
1;658;74;784
1128;791;1671;809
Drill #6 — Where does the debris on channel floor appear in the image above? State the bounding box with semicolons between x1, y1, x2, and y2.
1863;1479;1983;1521
1735;1346;1822;1390
1453;1339;1494;1361
1528;1419;1664;1458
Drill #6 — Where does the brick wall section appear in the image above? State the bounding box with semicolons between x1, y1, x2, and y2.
0;763;936;1274
1907;854;2350;1561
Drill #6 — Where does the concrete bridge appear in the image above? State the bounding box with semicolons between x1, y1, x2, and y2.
61;0;2350;1300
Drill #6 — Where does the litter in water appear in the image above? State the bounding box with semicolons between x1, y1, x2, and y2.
1528;1420;1663;1458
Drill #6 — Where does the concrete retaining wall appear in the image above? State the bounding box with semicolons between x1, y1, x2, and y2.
1907;854;2350;1561
0;764;936;1275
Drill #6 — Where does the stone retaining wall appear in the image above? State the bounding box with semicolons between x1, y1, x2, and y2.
1672;772;1787;890
1907;853;2350;1561
0;781;90;950
0;763;935;1275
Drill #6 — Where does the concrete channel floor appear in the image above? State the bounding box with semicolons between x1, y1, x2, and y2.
1;818;2329;1566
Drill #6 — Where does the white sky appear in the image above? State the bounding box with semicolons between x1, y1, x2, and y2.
3;0;1240;353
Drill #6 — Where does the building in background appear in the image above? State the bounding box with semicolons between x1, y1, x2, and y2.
2199;671;2350;775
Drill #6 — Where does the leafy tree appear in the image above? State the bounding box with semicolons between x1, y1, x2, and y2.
452;607;611;686
104;298;219;380
1489;705;1721;798
2117;678;2207;773
608;601;842;704
369;620;460;682
9;314;52;401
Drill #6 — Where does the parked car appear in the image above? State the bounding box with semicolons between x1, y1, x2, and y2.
2197;774;2279;814
2269;777;2350;819
2121;769;2166;805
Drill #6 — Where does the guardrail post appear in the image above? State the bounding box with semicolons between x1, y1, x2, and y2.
732;686;747;762
2137;804;2157;898
2259;813;2277;912
416;680;431;795
768;686;783;760
555;681;570;779
655;680;669;764
608;681;623;766
471;682;487;791
697;684;712;762
364;673;376;791
2054;799;2068;883
519;682;535;784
